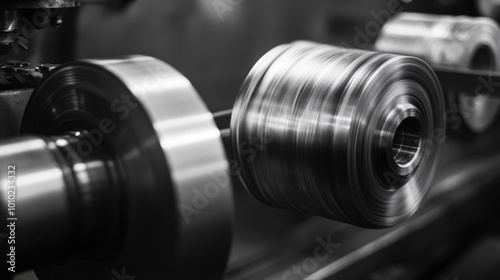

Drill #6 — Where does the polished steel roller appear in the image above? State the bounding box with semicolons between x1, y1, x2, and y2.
231;41;445;228
376;13;500;134
0;56;233;280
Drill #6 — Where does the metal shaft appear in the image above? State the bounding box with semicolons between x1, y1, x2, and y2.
0;132;119;269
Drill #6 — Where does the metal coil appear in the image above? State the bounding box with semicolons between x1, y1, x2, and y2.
231;41;445;228
376;13;500;133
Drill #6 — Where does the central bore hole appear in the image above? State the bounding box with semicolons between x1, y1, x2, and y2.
392;117;421;167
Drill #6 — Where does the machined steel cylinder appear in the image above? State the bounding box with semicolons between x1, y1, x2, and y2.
231;41;445;228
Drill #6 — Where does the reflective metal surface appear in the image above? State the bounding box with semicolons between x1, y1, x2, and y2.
224;117;500;280
0;88;33;140
231;41;445;228
376;13;500;133
0;56;233;279
478;0;500;20
0;136;76;269
0;10;20;32
0;0;80;9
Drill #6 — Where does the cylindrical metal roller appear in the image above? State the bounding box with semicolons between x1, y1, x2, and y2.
375;13;500;134
0;56;233;279
231;41;445;228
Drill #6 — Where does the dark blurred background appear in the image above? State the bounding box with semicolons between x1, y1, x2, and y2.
15;0;483;112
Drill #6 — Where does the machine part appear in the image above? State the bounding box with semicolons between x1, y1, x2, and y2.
0;0;80;9
0;56;233;279
0;9;24;52
478;0;500;21
0;10;21;32
0;62;56;140
0;88;33;140
0;0;80;53
231;41;445;228
432;65;500;99
375;13;500;134
0;61;57;90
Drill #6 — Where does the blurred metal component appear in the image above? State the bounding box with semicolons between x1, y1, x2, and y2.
0;9;24;52
0;10;20;32
0;62;56;140
0;0;80;54
0;56;233;279
0;88;33;140
477;0;500;21
433;65;500;98
0;61;56;90
0;0;80;9
231;41;445;228
376;13;500;133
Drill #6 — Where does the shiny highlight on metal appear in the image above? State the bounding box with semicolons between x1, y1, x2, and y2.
231;41;445;228
376;13;500;133
0;56;233;279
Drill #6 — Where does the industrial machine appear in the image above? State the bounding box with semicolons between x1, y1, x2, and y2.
1;1;500;280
